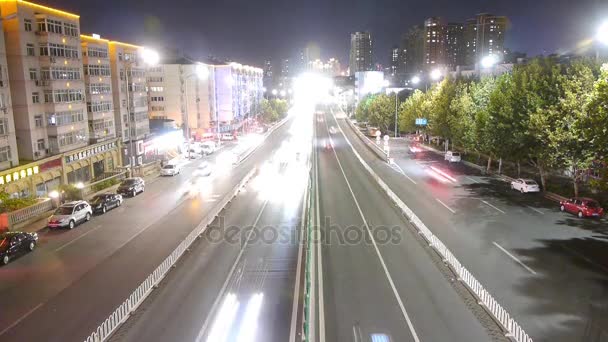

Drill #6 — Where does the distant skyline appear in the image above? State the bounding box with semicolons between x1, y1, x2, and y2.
43;0;607;67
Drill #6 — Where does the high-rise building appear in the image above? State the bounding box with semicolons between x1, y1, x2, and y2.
0;13;18;169
263;59;272;79
81;34;115;144
445;23;465;70
402;25;424;74
108;40;150;166
389;46;399;77
1;0;88;161
424;17;446;68
464;13;508;66
349;31;372;75
280;58;290;78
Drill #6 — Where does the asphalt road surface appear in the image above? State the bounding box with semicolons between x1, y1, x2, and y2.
335;108;608;342
0;117;294;342
314;109;496;342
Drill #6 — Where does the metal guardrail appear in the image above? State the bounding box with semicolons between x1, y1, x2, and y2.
341;118;534;342
235;115;291;166
301;161;314;341
82;167;257;342
8;198;54;227
344;119;388;162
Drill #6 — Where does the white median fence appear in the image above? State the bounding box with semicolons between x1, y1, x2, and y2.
341;118;533;342
235;114;291;165
83;167;257;342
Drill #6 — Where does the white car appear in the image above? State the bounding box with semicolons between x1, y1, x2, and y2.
201;141;217;155
195;162;212;176
160;164;181;176
511;178;540;193
221;133;235;141
444;151;461;163
47;201;92;229
329;126;338;134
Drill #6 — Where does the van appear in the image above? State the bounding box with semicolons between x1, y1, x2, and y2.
444;151;461;163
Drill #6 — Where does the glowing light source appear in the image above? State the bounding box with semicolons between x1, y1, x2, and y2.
206;293;239;342
271;89;278;95
481;55;499;68
236;293;264;342
195;63;209;80
75;182;84;189
279;90;286;97
430;69;442;81
48;190;59;199
598;21;608;46
411;76;421;85
140;48;159;66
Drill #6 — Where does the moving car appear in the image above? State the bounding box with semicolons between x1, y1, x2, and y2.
48;201;93;229
195;162;212;177
201;141;217;155
510;178;540;193
90;193;123;214
117;177;145;197
221;133;235;141
444;151;461;163
0;231;38;265
160;164;181;176
329;126;338;134
560;197;604;218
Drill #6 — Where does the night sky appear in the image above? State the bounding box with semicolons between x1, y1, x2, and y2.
44;0;607;68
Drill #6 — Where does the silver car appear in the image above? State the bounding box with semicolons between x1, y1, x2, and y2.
47;200;93;229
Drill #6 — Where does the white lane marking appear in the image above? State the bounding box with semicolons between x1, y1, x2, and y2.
313;118;325;342
0;302;43;337
558;244;608;274
480;199;506;214
204;199;218;203
492;242;537;275
325;113;421;342
390;161;417;185
195;199;269;342
526;205;544;215
289;169;310;342
466;176;479;183
435;198;456;214
54;224;103;252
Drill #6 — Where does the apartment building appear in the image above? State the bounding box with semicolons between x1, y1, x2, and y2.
147;58;212;138
108;40;149;166
1;0;88;161
464;13;509;66
211;63;262;127
424;17;446;68
349;32;373;75
81;34;115;144
0;16;18;170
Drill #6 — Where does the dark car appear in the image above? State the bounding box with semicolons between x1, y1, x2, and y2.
90;193;123;214
0;231;38;265
560;197;605;218
117;177;145;197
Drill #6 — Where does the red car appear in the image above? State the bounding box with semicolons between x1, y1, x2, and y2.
560;197;604;218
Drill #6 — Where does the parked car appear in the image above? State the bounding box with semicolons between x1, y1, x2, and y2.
117;177;145;197
201;141;217;155
48;201;93;229
0;231;38;265
510;178;540;193
560;197;604;218
160;164;181;176
90;193;123;214
444;151;461;163
221;133;235;141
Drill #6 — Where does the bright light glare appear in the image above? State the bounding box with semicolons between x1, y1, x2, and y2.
48;190;59;199
293;73;333;104
428;165;457;183
280;89;286;97
140;48;159;66
195;64;210;80
236;293;264;342
206;293;239;342
75;182;84;189
216;151;237;170
598;21;608;46
430;69;442;81
481;55;499;68
411;76;421;85
272;89;278;95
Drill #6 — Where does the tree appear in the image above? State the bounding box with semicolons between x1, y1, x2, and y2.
398;89;425;132
272;99;288;118
355;95;375;123
584;63;608;159
368;94;394;133
449;81;476;153
428;78;458;150
260;99;278;123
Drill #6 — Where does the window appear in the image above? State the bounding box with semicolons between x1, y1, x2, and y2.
24;19;32;32
52;129;87;147
83;64;111;76
88;83;111;95
122;99;126;108
0;146;10;163
39;18;63;34
147;76;163;83
85;46;108;58
63;22;78;37
150;105;165;111
29;68;37;80
39;43;79;59
40;67;81;80
87;101;112;113
26;43;35;56
149;86;164;92
46;110;84;126
34;115;43;128
150;96;164;102
0;118;7;135
37;139;45;151
118;52;123;61
43;89;83;103
32;92;40;104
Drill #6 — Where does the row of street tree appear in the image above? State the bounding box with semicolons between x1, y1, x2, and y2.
355;58;608;196
260;98;289;123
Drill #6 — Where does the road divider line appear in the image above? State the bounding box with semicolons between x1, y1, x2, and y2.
326;113;421;342
525;206;544;214
435;198;456;214
466;176;479;184
492;242;537;275
390;161;417;185
54;224;103;252
480;200;506;214
0;302;44;337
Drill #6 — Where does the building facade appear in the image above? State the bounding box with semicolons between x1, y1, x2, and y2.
0;14;18;170
389;46;399;77
423;17;446;68
445;23;465;70
464;13;508;66
349;31;372;75
1;0;88;162
80;34;115;144
108;40;149;166
402;25;424;75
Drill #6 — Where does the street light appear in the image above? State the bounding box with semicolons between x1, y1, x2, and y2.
481;55;499;68
411;76;421;85
126;47;159;167
271;89;278;96
183;63;210;159
430;69;442;81
597;21;608;46
279;90;286;97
